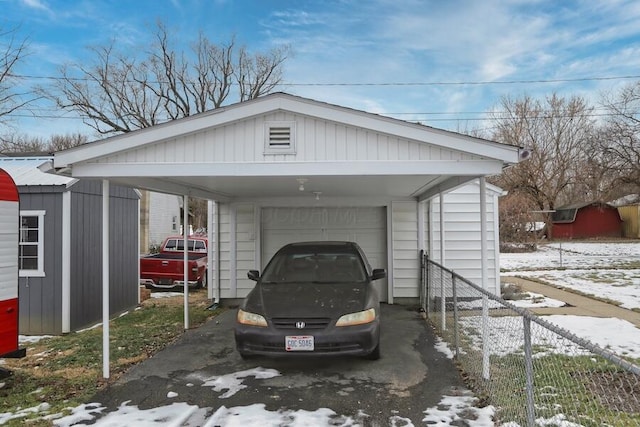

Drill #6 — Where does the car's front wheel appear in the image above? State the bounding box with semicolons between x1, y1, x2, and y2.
238;350;254;360
365;342;380;360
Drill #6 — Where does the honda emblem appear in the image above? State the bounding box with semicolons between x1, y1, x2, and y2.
295;321;305;329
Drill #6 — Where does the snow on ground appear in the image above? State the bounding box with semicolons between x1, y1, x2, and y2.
458;292;566;311
4;242;638;426
499;242;640;359
18;335;53;344
150;291;185;299
459;315;640;359
501;242;640;309
42;394;498;427
199;367;281;399
5;366;496;427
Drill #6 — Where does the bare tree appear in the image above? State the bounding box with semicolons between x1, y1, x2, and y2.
498;192;540;249
491;94;597;211
0;26;33;127
0;132;87;154
598;82;640;190
490;94;598;238
45;22;290;135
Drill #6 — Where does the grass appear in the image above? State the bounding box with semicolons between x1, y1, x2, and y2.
494;353;640;426
0;289;224;426
450;334;640;426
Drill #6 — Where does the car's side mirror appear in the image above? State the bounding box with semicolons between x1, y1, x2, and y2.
371;268;386;281
247;270;260;281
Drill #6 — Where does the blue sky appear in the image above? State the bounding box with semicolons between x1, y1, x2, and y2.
3;0;640;138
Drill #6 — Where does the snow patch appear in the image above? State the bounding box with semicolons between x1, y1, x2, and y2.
53;401;199;427
151;291;184;299
209;404;360;426
434;337;454;359
19;335;53;344
201;367;281;398
501;242;640;309
422;394;495;426
0;402;52;424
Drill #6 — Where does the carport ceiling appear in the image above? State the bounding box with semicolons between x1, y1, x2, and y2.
103;174;458;201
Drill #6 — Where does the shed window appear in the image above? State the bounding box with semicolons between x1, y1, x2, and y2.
19;210;45;277
552;209;577;223
264;122;296;154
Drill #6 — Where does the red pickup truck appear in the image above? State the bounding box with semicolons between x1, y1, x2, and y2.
140;236;208;290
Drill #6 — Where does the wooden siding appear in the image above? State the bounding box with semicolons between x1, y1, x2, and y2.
619;205;640;238
551;204;622;239
17;181;138;335
17;190;64;335
391;201;419;298
69;180;139;331
427;184;500;295
99;112;482;165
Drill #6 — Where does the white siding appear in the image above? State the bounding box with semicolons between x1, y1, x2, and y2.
101;112;482;165
427;182;501;295
391;201;419;298
216;203;257;299
235;204;257;298
218;203;232;298
0;201;19;301
148;192;181;247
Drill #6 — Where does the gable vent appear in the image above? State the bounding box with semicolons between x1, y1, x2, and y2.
268;126;291;148
265;121;296;154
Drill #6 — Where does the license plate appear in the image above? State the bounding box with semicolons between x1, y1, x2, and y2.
158;279;174;285
285;335;314;351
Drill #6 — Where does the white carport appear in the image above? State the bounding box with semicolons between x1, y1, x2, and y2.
49;93;523;377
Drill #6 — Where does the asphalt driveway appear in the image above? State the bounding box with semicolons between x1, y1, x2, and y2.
90;304;473;425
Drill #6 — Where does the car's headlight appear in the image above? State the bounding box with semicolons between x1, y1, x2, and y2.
237;309;268;327
335;308;376;326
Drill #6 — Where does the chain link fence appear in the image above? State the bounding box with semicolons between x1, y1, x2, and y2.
420;251;640;426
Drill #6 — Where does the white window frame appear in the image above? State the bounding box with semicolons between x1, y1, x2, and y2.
264;121;296;155
19;210;46;277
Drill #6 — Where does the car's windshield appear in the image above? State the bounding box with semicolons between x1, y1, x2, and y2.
261;249;367;283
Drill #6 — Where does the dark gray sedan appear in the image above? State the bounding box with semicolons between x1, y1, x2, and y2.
234;241;385;359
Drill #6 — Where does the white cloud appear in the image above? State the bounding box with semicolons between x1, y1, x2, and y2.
21;0;50;12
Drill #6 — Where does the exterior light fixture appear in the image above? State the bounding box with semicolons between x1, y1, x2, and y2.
297;178;307;191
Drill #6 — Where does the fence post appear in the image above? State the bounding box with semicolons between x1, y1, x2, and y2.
425;254;431;318
452;272;459;358
419;250;425;312
440;267;446;331
482;293;490;380
523;317;536;426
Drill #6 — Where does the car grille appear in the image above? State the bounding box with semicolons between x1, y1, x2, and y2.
270;317;331;330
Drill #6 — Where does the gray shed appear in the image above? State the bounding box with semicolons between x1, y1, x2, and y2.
0;157;139;335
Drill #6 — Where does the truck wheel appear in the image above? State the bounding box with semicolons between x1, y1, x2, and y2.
199;271;207;289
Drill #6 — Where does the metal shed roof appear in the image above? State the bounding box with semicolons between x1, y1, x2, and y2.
0;157;77;187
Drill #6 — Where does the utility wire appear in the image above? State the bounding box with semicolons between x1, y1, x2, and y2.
3;73;639;122
3;111;631;122
7;73;640;86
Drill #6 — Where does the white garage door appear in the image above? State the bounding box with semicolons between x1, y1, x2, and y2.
261;207;388;301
